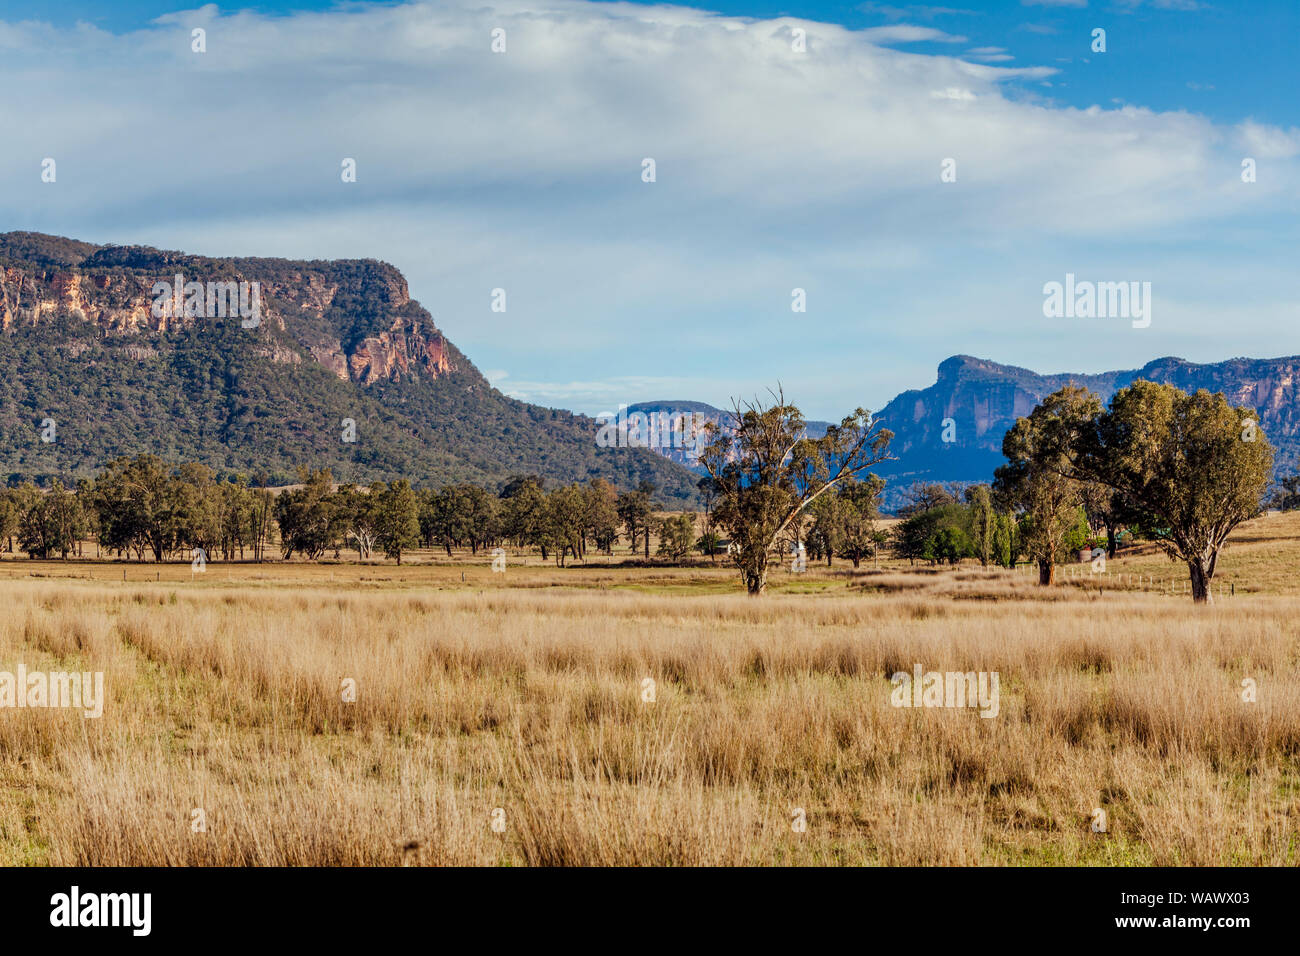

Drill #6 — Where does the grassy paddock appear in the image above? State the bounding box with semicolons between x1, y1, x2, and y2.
1;513;1298;866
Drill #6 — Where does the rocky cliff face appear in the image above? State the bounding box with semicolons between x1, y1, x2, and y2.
1133;357;1300;441
0;232;454;385
871;354;1300;488
0;231;704;505
635;354;1300;508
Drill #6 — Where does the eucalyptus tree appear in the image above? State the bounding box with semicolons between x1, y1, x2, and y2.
700;390;893;595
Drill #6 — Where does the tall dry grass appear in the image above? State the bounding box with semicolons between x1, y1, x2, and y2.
0;573;1297;866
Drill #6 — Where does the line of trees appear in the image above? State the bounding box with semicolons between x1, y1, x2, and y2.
0;456;711;568
992;382;1273;603
888;382;1274;604
0;379;1273;605
806;474;889;568
0;457;280;562
891;482;1040;569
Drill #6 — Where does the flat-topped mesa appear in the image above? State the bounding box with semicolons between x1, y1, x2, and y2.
0;232;454;385
0;231;705;504
631;354;1300;510
871;354;1300;488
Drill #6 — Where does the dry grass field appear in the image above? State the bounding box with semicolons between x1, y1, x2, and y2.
1;512;1298;866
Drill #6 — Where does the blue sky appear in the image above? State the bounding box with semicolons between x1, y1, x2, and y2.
8;0;1296;127
2;1;1298;419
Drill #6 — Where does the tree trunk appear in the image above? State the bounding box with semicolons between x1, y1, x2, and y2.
1038;559;1054;585
1106;524;1118;559
744;568;767;596
1189;560;1213;604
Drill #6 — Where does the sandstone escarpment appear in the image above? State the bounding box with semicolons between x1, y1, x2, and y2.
637;353;1300;507
0;234;455;384
0;231;704;506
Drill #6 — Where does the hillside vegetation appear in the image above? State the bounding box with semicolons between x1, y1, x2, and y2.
0;232;701;505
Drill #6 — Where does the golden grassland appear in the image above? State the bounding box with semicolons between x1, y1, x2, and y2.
1;512;1298;866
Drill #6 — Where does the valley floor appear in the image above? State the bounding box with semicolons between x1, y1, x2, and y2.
1;512;1298;865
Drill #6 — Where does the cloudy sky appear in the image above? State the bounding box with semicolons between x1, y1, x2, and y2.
3;0;1297;419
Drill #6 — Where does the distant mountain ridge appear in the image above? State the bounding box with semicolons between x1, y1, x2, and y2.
8;231;1294;513
0;231;702;504
624;401;832;470
635;353;1300;509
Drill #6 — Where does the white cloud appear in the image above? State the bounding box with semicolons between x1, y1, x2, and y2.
861;25;968;43
1116;0;1207;9
500;376;703;408
857;3;977;19
931;86;977;100
965;45;1014;62
1236;120;1300;159
0;0;1295;417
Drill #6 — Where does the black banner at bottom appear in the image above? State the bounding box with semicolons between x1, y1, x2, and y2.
0;866;1277;943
